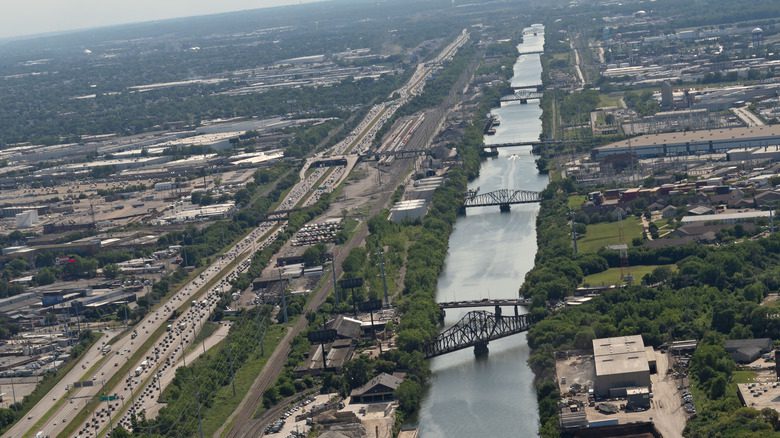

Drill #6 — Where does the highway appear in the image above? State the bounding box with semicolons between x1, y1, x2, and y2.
4;28;470;438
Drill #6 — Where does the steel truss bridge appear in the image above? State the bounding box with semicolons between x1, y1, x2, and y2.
500;89;544;103
463;188;541;212
423;309;533;358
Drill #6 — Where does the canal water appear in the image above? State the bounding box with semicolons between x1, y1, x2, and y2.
417;27;548;438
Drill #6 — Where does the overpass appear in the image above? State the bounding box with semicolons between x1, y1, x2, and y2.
422;309;533;358
357;149;432;162
462;188;541;212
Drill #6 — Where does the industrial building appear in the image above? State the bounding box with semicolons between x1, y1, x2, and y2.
592;335;652;398
680;210;771;225
727;145;780;162
14;210;38;228
592;125;780;159
725;338;773;363
388;199;427;223
349;373;404;404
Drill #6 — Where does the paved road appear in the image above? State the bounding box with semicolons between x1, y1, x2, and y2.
732;105;765;127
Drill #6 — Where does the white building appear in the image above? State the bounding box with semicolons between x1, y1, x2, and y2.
14;210;38;228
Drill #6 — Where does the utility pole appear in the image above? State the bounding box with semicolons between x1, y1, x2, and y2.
229;344;236;397
197;391;205;438
331;250;339;306
377;247;390;308
570;209;578;258
278;268;288;323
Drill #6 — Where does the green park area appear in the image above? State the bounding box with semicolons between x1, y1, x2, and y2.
577;217;643;253
582;264;676;286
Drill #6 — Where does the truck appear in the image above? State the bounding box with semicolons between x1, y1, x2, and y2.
134;366;143;377
140;360;150;370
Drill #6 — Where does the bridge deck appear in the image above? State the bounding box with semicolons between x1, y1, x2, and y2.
438;298;531;309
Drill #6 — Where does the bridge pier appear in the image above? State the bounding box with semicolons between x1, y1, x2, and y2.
499;204;511;213
474;341;489;357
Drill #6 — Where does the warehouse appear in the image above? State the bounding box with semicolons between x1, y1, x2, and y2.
592;335;652;398
725;338;773;363
592;125;780;159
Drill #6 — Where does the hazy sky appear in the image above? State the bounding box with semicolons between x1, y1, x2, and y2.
0;0;324;39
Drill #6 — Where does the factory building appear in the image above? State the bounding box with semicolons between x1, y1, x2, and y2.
725;338;773;363
14;210;38;228
593;335;652;398
388;199;428;223
593;125;780;160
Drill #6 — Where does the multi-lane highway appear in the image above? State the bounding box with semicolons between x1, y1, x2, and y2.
5;28;470;438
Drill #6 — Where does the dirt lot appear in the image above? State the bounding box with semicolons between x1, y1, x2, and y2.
0;377;38;408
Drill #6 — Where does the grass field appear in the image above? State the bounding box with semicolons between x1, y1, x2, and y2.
598;93;623;108
568;195;587;210
186;321;220;354
733;370;758;384
578;217;643;253
582;264;676;286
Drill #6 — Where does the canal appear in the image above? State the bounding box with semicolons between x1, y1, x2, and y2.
417;27;548;438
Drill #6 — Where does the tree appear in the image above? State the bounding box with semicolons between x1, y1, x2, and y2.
395;380;422;415
302;244;327;268
103;263;120;279
343;356;373;389
34;268;56;286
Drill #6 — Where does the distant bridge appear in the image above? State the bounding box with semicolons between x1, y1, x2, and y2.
423;309;533;358
501;89;544;103
483;140;573;149
358;149;431;161
259;208;301;222
438;298;532;310
463;188;541;212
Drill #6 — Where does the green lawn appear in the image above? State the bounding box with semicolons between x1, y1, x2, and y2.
186;321;220;354
578;217;643;253
583;264;676;286
733;370;759;384
568;195;587;210
598;93;623;108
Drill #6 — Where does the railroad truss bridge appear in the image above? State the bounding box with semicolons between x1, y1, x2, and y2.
422;307;534;359
462;188;541;212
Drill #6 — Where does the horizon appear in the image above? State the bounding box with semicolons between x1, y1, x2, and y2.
0;0;326;40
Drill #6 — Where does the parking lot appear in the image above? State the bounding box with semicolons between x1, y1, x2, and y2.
263;393;337;437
